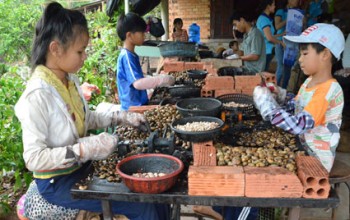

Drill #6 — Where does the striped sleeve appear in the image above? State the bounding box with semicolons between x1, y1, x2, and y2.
270;108;315;135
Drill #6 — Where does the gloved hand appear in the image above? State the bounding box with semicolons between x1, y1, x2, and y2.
112;111;150;132
77;132;117;162
154;74;175;87
253;86;280;121
266;82;287;104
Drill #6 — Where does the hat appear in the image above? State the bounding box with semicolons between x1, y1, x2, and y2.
284;23;345;60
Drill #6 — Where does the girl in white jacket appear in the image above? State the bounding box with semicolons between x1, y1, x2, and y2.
15;2;168;219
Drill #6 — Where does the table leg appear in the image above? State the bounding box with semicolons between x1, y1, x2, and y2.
171;204;181;220
288;207;301;220
101;200;113;220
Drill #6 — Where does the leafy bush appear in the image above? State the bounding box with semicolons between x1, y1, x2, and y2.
0;0;44;63
0;67;32;214
78;10;122;110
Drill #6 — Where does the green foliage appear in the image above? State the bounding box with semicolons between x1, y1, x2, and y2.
0;71;26;172
0;0;44;63
78;9;122;110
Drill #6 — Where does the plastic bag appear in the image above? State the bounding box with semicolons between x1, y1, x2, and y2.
106;0;121;17
149;17;165;37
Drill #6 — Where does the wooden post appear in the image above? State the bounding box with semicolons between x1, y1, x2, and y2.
160;0;169;40
124;0;129;13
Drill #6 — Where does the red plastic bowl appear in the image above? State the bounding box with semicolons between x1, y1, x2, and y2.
116;153;184;194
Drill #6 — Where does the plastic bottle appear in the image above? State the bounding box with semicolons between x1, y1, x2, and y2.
188;23;200;44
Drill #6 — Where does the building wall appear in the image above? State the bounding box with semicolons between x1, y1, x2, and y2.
168;0;211;41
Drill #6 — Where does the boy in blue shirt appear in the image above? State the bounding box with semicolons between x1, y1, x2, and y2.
116;12;175;110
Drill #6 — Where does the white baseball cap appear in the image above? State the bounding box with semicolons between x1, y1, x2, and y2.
284;23;345;60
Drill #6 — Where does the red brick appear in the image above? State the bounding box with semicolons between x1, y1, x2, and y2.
201;89;214;97
296;155;330;199
215;89;242;97
188;166;245;196
163;61;185;72
203;76;234;91
129;105;159;114
244;166;303;198
234;75;261;90
241;88;255;95
184;62;205;70
192;141;216;166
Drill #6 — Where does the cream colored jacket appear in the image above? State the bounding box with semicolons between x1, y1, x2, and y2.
15;74;113;171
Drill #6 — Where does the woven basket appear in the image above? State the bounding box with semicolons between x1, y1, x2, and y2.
216;93;256;116
158;42;197;57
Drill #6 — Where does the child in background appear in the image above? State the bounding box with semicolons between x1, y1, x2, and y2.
254;23;345;172
222;40;240;58
116;12;175;110
172;18;189;42
15;2;167;219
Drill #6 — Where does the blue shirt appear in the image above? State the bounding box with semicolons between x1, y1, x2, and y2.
257;13;275;55
307;1;322;27
275;8;288;40
116;48;148;110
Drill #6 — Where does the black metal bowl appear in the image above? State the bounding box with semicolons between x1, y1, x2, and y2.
187;69;208;79
176;97;222;118
171;116;224;142
168;85;201;98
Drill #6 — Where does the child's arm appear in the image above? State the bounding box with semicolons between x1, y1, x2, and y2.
133;74;175;90
254;86;314;135
270;109;315;135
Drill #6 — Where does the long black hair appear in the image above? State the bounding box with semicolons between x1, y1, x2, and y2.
173;18;183;33
31;2;88;70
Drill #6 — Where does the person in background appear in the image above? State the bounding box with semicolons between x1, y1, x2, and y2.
172;18;188;42
15;2;169;219
306;0;323;27
222;40;240;58
257;0;285;71
229;11;266;74
253;23;345;172
275;0;300;88
116;12;175;111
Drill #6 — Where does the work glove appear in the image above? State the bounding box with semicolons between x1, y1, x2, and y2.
154;74;175;87
77;132;117;162
253;86;280;121
112;111;150;132
266;82;287;104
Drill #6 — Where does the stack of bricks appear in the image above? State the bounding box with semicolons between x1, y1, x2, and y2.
201;76;235;97
296;155;331;199
188;141;245;196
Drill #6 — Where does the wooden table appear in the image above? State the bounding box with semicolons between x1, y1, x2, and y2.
71;176;339;220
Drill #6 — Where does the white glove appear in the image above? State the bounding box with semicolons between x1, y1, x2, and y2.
77;132;117;162
112;111;149;132
154;74;175;87
253;86;280;121
266;82;287;104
